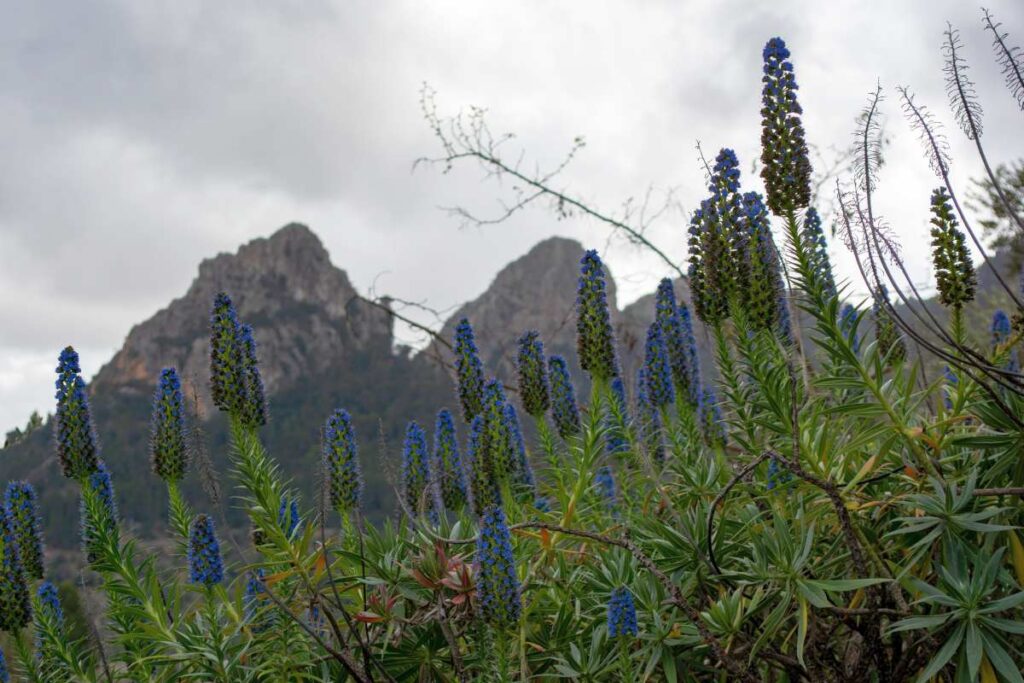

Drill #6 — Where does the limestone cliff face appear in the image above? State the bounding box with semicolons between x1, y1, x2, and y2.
92;223;393;407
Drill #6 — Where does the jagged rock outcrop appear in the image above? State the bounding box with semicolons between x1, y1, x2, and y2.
92;224;394;409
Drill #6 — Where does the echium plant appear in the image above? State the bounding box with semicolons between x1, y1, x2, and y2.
929;187;976;311
760;36;812;215
475;505;520;628
689;148;746;325
655;279;697;404
677;303;702;404
238;323;268;427
576;249;619;381
0;506;32;633
433;409;467;511
643;323;675;408
548;355;581;439
840;303;861;353
80;462;117;565
800;208;836;298
54;347;100;480
323;409;362;516
480;380;514;481
607;586;638;638
466;415;501;518
151;367;188;484
503;404;536;489
187;514;224;586
742;190;788;333
401;421;435;518
4;482;44;580
516;330;550;417
453;318;486;422
209;293;266;427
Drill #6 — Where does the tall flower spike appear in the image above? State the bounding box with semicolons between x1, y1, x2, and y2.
453;318;486;422
516;331;550;417
800;208;837;297
54;346;81;404
323;409;362;514
635;367;665;464
930;188;976;309
839;304;861;354
576;250;620;380
4;482;44;580
187;514;224;586
55;367;100;480
548;356;582;440
604;377;630;455
504;404;536;489
402;421;433;518
238;324;268;427
688;150;746;324
475;505;521;627
466;415;501;518
0;507;32;633
643;323;675;408
607;586;639;638
209;292;248;414
81;462;118;565
433;409;467;511
36;581;63;626
278;498;300;537
678;304;702;405
744;191;788;333
480;380;514;481
151;368;189;484
761;37;812;214
872;285;906;362
655;280;696;404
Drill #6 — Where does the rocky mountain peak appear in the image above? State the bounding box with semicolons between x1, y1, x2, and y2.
92;223;393;408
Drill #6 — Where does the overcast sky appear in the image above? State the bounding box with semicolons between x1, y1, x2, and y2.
2;0;1023;431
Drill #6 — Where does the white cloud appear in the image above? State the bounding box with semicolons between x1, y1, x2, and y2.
1;0;1023;428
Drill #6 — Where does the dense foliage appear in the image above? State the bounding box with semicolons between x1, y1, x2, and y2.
2;15;1024;682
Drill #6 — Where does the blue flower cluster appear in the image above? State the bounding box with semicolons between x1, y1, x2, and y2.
516;331;550;417
607;586;638;638
475;505;521;627
744;191;789;333
151;367;189;484
991;310;1019;372
244;569;272;632
36;581;64;626
576;250;619;380
698;387;727;447
81;462;118;565
209;293;266;427
504;404;536;489
760;37;812;214
466;416;501;518
548;355;581;440
4;482;44;580
677;304;702;405
454;318;486;422
54;347;100;480
943;365;958;411
801;208;837;298
480;380;514;480
402;421;435;519
655;280;698;406
187;514;224;586
434;409;467;511
766;456;792;490
643;323;675;408
0;506;31;633
594;465;617;514
323;409;363;514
